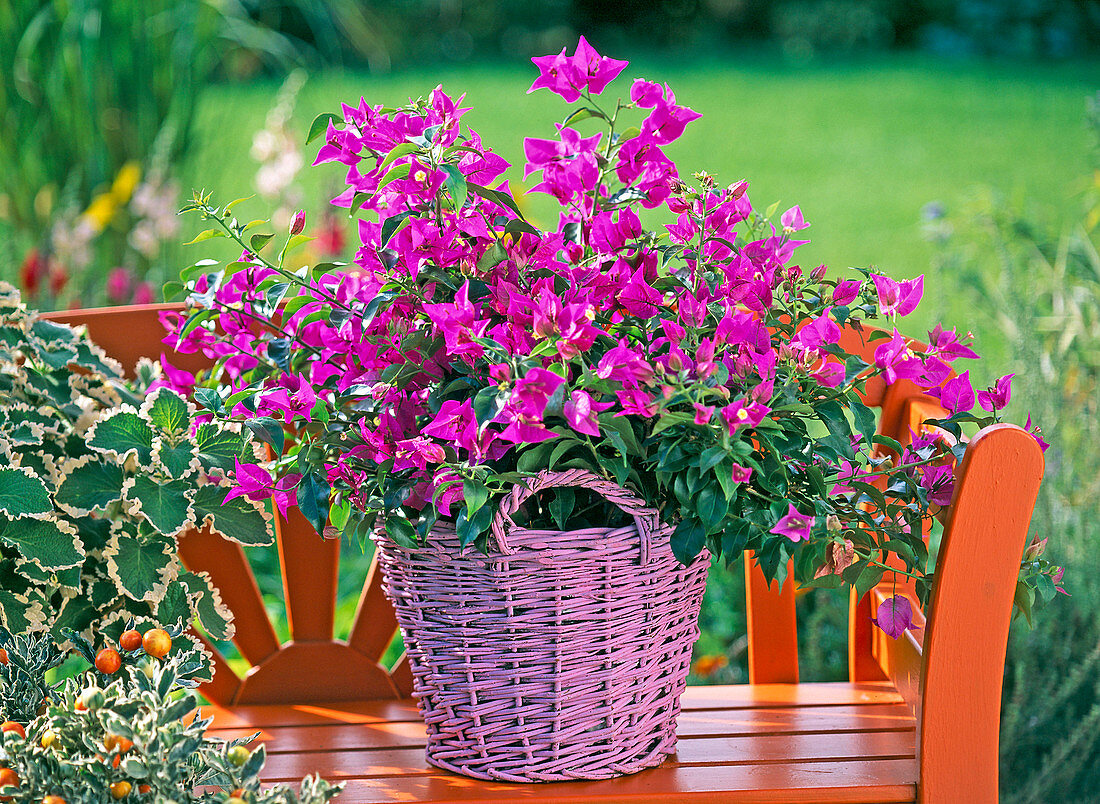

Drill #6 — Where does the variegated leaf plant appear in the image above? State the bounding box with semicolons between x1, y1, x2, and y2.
0;282;271;662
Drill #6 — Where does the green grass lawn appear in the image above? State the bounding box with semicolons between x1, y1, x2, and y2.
183;52;1096;348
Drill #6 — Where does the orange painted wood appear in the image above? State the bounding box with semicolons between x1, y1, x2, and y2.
745;555;799;684
188;628;242;706
918;424;1044;804
208;704;916;750
256;731;917;780
43;303;215;376
848;590;887;683
177;527;280;669
390;652;415;697
276;505;340;643
233;641;402;705
327;763;915;804
869;589;924;715
347;554;400;663
203;685;918;801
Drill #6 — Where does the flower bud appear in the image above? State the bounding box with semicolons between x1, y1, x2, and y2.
730;180;748;199
826;514;841;532
810;264;827;282
289;209;306;236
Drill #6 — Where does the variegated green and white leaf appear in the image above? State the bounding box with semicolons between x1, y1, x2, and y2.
55;455;125;515
192;483;273;546
153;437;200;480
0;586;48;632
51;592;96;639
87;406;154;466
68;372;123;408
73;340;124;380
194;423;250;472
0;467;54;518
122;475;193;536
155;578;193;627
104;527;177;603
178;570;235;641
141;387;194;438
0;515;84;570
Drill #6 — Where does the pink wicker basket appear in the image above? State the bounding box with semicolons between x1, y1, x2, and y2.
373;468;710;783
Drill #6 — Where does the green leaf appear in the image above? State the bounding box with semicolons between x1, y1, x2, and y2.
562;107;606;127
473;386;508;428
0;468;53;518
1014;580;1035;626
143;388;192;437
297;472;331;536
306;112;340;145
125;475;193;536
0;587;47;633
850;399;878;445
194;424;248;472
872;434;903;453
386;514;418;548
456;504;492;548
853;563;886;600
105;530;175;603
87;410;154;466
178;571;234;641
330;497;352;533
476;241;508;271
651;411;695;436
192;485;273;546
245;417;285;456
249;232;275;252
379;141;420;170
55;459;125;515
463;480;489;516
549;487;575;530
376;163;411;192
0;515;83;570
155;439;199;480
282;234;314;256
182;229;224;246
671;518;706;565
467;182;525;220
502;218;539;240
380;211;414;246
695;483;729;533
441;164;468;210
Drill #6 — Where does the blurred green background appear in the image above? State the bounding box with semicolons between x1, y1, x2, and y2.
2;1;1099;800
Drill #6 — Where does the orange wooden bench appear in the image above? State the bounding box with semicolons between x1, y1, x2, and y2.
45;304;1045;804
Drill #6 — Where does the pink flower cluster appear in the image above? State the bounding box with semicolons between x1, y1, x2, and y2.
171;37;1055;633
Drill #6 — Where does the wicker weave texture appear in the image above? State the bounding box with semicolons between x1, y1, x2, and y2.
374;469;710;782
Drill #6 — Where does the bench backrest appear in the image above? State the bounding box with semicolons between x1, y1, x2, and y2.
42;303;1045;798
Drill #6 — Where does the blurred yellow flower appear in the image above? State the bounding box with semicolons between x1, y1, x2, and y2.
110;162;142;204
80;162;142;234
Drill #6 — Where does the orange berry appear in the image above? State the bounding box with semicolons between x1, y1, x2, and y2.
0;648;7;664
141;629;171;659
0;767;18;789
95;648;122;675
43;796;68;804
74;699;87;711
109;781;131;799
119;630;142;652
0;722;24;739
137;786;151;795
230;791;247;798
40;730;57;748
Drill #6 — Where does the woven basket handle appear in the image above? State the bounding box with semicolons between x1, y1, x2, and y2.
490;468;658;563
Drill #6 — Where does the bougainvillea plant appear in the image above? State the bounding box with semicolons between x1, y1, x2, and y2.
0;627;341;803
0;283;271;650
166;37;1062;636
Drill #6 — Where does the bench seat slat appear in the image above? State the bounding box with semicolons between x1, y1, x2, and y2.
299;760;916;803
204;683;916;802
257;731;915;780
